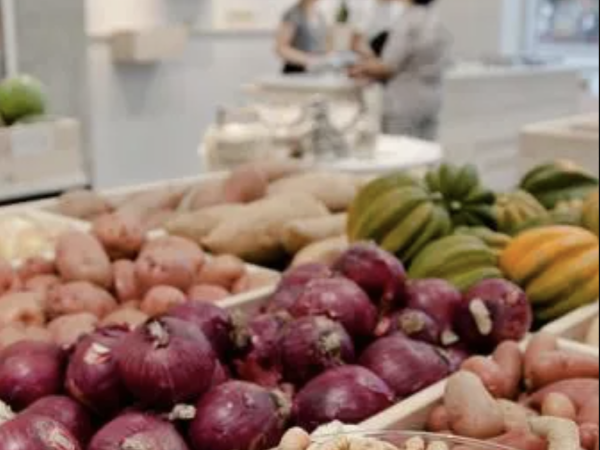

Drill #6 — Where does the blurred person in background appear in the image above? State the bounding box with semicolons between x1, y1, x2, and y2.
358;0;406;56
276;0;330;74
349;0;451;141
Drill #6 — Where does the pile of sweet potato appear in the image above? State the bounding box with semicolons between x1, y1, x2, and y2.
0;229;279;351
427;333;600;450
55;162;361;266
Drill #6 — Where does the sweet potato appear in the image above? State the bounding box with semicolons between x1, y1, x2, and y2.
115;187;185;223
580;423;599;450
541;393;578;421
588;317;600;348
267;172;360;212
0;291;45;327
525;333;558;385
0;325;51;350
223;165;268;204
461;341;523;399
101;307;148;330
530;417;581;450
291;236;349;267
526;379;600;412
203;194;329;264
178;179;227;212
17;257;55;282
48;313;98;348
56;231;113;289
57;189;113;220
282;214;347;254
579;397;600;425
188;285;230;303
526;350;599;390
445;371;506;439
165;204;246;245
196;255;246;290
141;285;186;317
488;429;547;450
135;236;206;292
92;213;146;260
427;405;451;432
48;281;117;318
113;260;141;303
246;160;305;183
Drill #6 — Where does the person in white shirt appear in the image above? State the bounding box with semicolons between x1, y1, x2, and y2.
349;0;451;141
357;0;406;56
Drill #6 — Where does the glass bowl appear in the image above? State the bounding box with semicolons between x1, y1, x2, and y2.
311;431;516;450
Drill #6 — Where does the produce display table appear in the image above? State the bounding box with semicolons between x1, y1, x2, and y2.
319;135;443;176
0;171;89;206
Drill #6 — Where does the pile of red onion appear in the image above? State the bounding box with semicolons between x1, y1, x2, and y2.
0;243;533;449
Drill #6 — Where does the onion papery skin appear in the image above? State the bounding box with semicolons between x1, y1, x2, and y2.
88;412;189;450
116;318;217;408
333;243;407;312
166;302;233;359
66;326;131;417
0;341;65;410
0;413;82;450
189;381;289;450
289;278;378;340
24;395;94;445
280;316;355;386
359;334;450;399
292;365;395;432
267;264;334;313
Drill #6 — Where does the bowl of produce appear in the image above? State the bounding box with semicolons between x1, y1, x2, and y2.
281;429;518;450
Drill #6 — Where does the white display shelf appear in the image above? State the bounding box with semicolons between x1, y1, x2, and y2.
0;172;89;205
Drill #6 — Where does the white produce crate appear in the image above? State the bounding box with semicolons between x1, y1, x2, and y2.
360;339;599;431
543;302;599;347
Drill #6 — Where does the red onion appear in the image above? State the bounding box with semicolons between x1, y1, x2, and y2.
454;279;533;353
359;334;450;399
116;317;217;407
267;264;333;312
0;413;82;450
24;396;93;444
439;344;471;373
66;326;131;417
333;243;407;312
210;362;230;388
281;316;355;386
290;278;378;339
189;381;290;450
386;309;441;345
234;313;290;388
293;366;394;431
0;341;65;410
166;302;233;359
405;279;462;345
88;412;189;450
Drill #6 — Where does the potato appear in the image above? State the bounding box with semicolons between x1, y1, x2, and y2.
188;285;230;303
246;160;305;183
542;393;578;421
427;405;451;432
527;350;599;390
196;255;246;290
113;260;142;303
141;285;186;317
291;236;349;267
178;179;226;212
48;313;98;349
56;231;113;289
0;291;46;328
24;275;61;301
17;257;56;282
203;194;328;264
231;271;281;295
223;165;268;204
165;204;246;245
101;307;148;330
116;187;185;222
92;213;146;260
135;236;206;292
0;324;51;351
282;214;347;254
267;172;360;212
48;281;117;318
57;189;113;220
0;260;19;296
